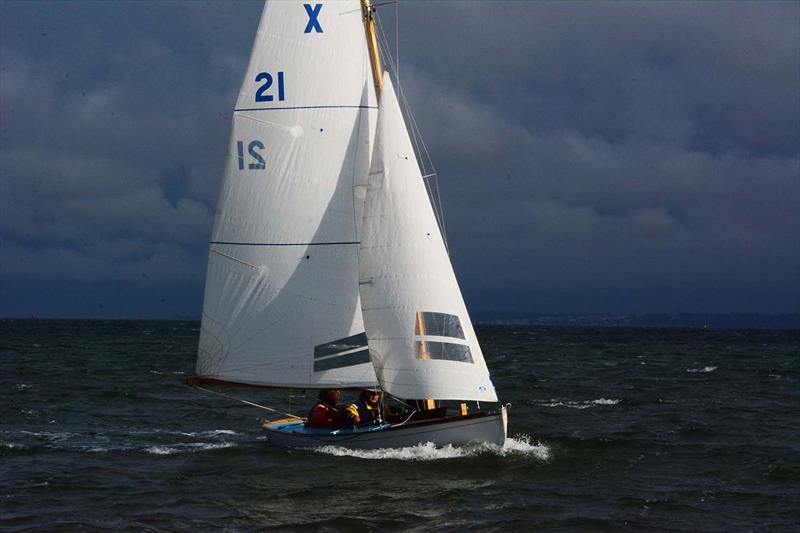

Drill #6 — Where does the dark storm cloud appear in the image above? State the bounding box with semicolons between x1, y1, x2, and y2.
384;1;799;312
0;1;797;317
1;1;262;299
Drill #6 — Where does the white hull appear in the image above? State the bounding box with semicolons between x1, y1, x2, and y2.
263;406;508;450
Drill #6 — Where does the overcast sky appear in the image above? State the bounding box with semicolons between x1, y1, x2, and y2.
1;0;798;318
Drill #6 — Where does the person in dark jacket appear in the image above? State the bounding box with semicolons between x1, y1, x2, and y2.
306;389;343;428
345;389;386;427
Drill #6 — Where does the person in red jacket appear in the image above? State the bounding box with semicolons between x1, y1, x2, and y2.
306;389;344;429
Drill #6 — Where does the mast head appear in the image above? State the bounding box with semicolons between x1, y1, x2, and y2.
361;0;383;97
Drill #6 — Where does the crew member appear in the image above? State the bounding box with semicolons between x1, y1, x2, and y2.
345;389;386;427
306;389;343;428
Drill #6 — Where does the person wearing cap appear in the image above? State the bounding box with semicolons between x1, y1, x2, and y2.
345;389;383;427
306;389;344;428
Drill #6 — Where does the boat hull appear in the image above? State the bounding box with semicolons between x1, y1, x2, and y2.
262;406;508;449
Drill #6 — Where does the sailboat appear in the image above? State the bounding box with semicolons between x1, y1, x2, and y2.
189;0;508;449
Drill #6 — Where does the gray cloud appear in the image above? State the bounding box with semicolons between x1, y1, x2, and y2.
1;0;797;316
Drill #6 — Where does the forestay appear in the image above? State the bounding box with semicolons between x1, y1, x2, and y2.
358;73;498;402
197;0;378;388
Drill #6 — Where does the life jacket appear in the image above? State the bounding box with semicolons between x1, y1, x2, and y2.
306;400;342;428
345;401;382;426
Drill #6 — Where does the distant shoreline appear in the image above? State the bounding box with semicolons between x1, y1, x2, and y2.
472;312;800;330
2;313;798;330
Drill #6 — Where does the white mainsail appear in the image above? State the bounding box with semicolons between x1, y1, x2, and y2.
197;0;378;388
358;73;498;402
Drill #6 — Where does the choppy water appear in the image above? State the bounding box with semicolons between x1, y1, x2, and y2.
2;320;798;530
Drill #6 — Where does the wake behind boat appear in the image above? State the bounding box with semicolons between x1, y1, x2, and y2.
189;0;507;450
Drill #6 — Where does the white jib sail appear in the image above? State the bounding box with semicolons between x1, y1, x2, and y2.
197;0;378;388
359;73;498;402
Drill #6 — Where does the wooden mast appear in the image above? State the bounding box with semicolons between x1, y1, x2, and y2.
361;0;383;97
361;0;437;414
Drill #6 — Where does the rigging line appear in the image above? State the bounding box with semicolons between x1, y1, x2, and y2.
374;10;450;252
190;384;303;419
374;10;448;247
375;16;430;179
375;12;413;161
385;410;417;428
398;87;450;252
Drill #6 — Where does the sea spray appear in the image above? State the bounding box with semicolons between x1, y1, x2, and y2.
311;435;550;461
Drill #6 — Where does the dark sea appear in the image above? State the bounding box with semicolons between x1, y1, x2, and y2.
2;320;798;531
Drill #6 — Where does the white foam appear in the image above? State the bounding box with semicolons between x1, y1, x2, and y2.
149;370;186;375
16;383;32;391
687;366;717;373
179;429;239;437
501;435;551;459
84;446;116;453
144;442;235;455
128;428;238;437
535;398;621;409
1;442;28;450
145;446;178;456
203;429;238;436
311;435;550;461
19;430;78;441
592;398;621;405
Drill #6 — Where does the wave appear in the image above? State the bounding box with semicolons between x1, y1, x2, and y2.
4;428;240;455
192;429;238;437
149;370;186;375
311;435;550;461
145;442;236;455
1;442;29;450
17;430;79;441
127;428;239;437
532;398;621;409
687;366;717;373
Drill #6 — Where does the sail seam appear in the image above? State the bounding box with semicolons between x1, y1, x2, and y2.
210;241;359;246
235;105;378;112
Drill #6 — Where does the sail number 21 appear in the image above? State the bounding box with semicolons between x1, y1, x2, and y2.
255;71;285;102
237;141;266;170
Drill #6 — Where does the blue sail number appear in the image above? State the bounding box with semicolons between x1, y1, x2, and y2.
255;72;285;102
237;141;266;170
